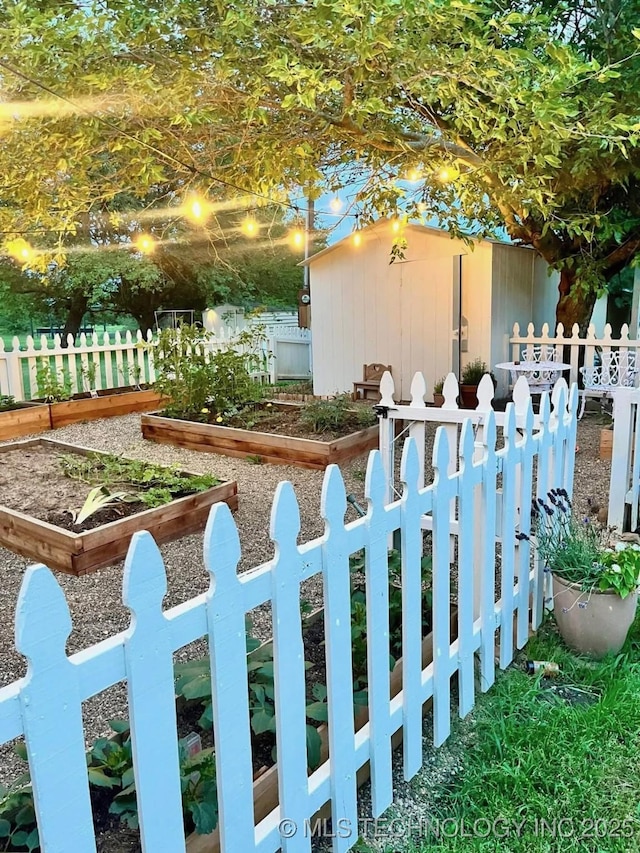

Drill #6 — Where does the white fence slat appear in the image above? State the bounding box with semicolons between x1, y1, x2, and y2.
456;420;476;718
498;405;517;670
515;402;535;648
532;394;553;626
16;567;96;852
122;533;185;852
270;483;312;853
103;333;114;388
320;466;358;853
363;452;393;816
431;428;454;747
204;504;256;853
399;438;426;776
478;412;498;692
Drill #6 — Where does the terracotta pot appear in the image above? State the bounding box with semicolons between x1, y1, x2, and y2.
552;574;638;659
459;384;478;409
433;393;444;408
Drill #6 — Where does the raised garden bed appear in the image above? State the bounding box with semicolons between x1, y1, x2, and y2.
185;605;457;853
48;387;165;429
0;401;50;441
0;438;238;575
141;402;379;470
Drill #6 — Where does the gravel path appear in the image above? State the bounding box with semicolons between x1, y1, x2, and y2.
0;412;610;786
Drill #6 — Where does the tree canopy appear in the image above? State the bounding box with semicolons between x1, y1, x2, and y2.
1;0;639;330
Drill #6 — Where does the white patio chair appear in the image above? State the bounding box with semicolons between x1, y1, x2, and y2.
515;345;563;394
578;350;638;419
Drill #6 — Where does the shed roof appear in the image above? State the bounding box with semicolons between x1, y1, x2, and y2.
300;219;522;266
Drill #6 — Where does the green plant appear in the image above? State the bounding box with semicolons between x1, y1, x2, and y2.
460;358;489;386
433;376;446;395
174;622;325;771
58;453;219;509
523;490;640;598
152;324;266;421
300;394;375;434
74;485;129;525
33;359;72;402
0;395;18;412
79;361;98;393
246;453;264;464
0;745;38;852
178;744;218;835
349;547;433;675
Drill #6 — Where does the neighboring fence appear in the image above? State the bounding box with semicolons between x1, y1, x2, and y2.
0;325;312;401
0;378;576;851
0;330;156;401
510;322;640;388
608;387;640;531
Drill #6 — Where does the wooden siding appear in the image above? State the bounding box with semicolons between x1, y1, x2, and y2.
311;227;459;400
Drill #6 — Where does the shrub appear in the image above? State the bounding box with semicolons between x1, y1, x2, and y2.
300;394;376;433
152;324;266;420
460;358;489;386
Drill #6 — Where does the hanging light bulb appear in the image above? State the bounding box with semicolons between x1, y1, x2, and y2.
5;238;33;263
407;167;422;182
329;196;343;213
417;201;427;213
437;166;453;183
352;230;362;247
290;227;305;249
390;217;402;234
242;215;259;237
134;233;156;254
184;194;209;222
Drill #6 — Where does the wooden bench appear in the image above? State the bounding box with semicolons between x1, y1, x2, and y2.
353;363;391;401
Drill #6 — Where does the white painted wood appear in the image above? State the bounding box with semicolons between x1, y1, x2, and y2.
16;566;96;852
320;466;358;853
363;452;393;816
0;369;577;853
122;533;185;852
456;420;476;718
399;438;426;776
204;503;256;853
431;427;455;746
269;483;312;853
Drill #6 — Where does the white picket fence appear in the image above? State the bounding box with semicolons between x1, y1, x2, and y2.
0;378;576;851
510;321;640;387
0;326;312;401
608;387;640;531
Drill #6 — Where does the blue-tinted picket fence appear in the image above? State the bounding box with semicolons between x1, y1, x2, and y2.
0;379;577;852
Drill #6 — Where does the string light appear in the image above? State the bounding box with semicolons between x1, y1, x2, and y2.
352;214;362;247
407;167;422;182
290;227;305;249
417;201;427;213
329;196;343;213
5;237;34;263
241;215;259;237
437;167;453;183
390;217;402;234
184;195;209;223
134;233;156;254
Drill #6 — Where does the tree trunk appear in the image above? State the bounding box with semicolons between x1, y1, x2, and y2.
128;306;157;334
61;294;89;347
555;268;598;337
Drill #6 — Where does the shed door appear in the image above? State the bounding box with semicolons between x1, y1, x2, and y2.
398;256;455;400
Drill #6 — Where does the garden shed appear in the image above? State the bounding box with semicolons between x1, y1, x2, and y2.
304;220;574;400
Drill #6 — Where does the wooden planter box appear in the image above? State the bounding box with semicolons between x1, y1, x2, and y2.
141;412;380;470
0;438;238;576
186;607;457;853
600;427;613;462
49;388;165;429
0;402;51;442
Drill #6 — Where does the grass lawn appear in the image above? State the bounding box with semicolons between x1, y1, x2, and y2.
357;616;640;853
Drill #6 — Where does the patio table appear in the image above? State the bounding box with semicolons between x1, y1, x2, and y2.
495;360;571;394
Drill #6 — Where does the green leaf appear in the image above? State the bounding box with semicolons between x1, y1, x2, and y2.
0;820;11;838
88;768;119;788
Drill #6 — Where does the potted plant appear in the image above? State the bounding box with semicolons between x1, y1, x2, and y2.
433;377;446;407
524;490;640;658
459;358;490;409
